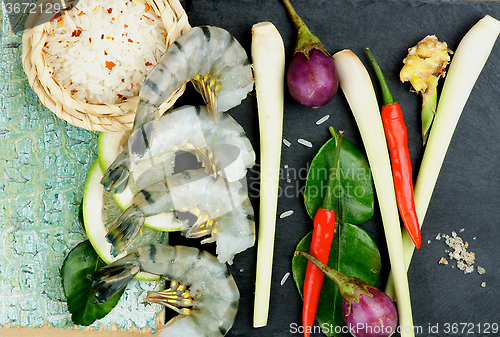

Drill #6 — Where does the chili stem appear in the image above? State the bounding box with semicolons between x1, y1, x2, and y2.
322;128;344;212
365;48;395;106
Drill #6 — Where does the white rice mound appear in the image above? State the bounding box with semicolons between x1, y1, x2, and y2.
44;0;167;104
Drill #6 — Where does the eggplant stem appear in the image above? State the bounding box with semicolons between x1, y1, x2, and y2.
294;249;374;315
281;0;325;56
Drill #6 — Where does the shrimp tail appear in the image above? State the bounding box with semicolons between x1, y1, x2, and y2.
144;281;193;315
132;99;162;134
101;147;131;194
91;255;141;304
106;205;145;257
192;74;220;124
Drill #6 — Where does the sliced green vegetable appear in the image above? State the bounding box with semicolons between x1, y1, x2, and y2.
304;133;374;224
292;224;381;337
60;240;125;326
83;160;165;281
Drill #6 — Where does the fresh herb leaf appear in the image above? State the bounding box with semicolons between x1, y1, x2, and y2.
304;134;374;224
60;240;124;326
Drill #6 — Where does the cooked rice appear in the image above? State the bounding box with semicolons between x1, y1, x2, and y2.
44;0;167;104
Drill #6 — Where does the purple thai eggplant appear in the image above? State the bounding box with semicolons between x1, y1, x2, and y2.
282;0;338;107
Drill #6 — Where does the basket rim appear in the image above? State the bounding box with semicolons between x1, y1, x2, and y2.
22;0;191;132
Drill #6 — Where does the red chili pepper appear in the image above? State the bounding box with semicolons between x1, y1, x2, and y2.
366;48;421;249
302;208;335;337
302;130;343;337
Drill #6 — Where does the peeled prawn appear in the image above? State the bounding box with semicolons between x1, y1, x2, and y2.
133;25;254;130
101;105;255;194
106;168;255;264
91;244;239;337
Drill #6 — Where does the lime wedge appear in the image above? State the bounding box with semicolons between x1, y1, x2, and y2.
97;131;184;232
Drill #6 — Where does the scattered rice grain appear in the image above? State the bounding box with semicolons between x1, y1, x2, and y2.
280;272;290;286
283;139;291;147
298;139;313;147
280;210;294;219
316;114;330;125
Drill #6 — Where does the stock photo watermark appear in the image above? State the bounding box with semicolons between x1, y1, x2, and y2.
246;163;374;199
290;322;499;335
3;0;79;33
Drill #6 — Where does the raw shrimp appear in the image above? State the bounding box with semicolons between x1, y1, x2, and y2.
133;25;254;131
101;105;255;194
91;244;239;337
106;168;255;264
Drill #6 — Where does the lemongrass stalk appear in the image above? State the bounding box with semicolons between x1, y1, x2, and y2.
251;22;285;328
333;49;414;337
385;15;500;300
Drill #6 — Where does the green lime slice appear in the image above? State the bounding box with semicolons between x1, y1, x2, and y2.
83;160;164;281
97;131;184;232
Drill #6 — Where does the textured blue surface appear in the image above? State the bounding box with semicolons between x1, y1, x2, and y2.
0;5;162;331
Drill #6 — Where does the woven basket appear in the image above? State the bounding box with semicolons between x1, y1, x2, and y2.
22;0;191;132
